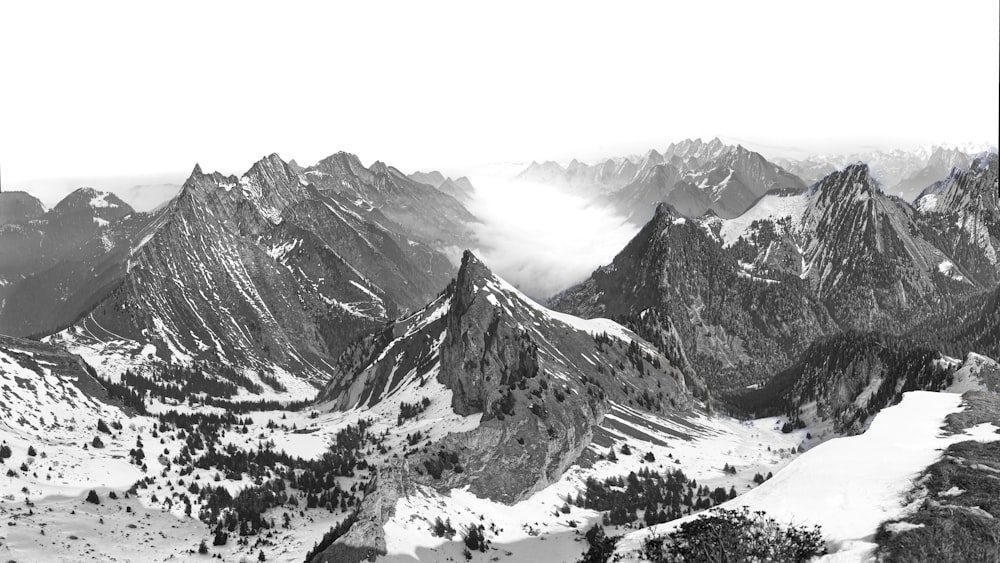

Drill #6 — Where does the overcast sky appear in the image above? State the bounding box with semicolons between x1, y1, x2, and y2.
2;0;998;197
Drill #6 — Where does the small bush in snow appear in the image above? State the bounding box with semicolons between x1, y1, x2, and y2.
641;507;825;562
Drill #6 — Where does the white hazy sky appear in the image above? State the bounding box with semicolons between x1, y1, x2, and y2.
2;0;998;193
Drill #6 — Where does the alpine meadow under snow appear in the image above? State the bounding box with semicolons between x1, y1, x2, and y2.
1;2;999;562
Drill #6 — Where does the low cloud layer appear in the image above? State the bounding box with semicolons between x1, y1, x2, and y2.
465;176;639;302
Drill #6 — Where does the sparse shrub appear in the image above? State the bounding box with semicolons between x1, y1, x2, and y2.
641;507;825;562
432;516;456;539
92;436;105;449
579;524;619;563
462;524;487;552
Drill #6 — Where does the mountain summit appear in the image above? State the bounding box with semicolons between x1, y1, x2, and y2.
51;152;478;392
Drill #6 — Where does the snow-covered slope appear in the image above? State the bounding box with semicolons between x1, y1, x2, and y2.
0;335;142;499
615;390;1000;561
947;352;1000;393
378;407;810;562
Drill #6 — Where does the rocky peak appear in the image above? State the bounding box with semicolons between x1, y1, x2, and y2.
652;201;682;222
808;162;879;204
927;146;971;171
368;161;390;176
0;191;46;225
917;152;998;216
243;153;300;195
311;151;370;179
642;149;664;167
408;170;447;188
321;250;696;502
52;187;133;219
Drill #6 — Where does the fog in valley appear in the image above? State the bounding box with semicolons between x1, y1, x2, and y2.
465;174;639;300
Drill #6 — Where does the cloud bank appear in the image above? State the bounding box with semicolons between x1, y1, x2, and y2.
465;175;639;302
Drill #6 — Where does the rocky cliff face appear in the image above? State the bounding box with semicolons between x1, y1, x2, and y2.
797;163;957;329
915;153;999;288
55;152;476;389
551;204;836;393
320;251;700;503
302;153;477;250
702;159;995;334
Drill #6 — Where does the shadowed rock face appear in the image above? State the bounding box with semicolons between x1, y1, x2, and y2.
308;468;412;563
0;191;46;225
320;251;699;504
0;188;147;337
551;203;836;392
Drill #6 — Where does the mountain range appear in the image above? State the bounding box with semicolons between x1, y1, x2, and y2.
518;138;807;222
43;152;478;390
552;152;998;396
0;140;997;563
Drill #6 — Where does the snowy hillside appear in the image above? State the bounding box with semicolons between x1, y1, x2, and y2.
615;391;1000;562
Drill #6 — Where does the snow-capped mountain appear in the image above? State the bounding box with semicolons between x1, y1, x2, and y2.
796;163;957;328
704;160;992;331
892;146;973;203
48;153;476;391
320;251;701;495
300;153;477;250
775;148;930;188
0;188;133;277
516;138;806;222
309;250;705;558
408;171;476;202
552;155;999;396
775;145;988;202
612;143;806;222
550;203;837;393
0;146;996;563
0;188;148;337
